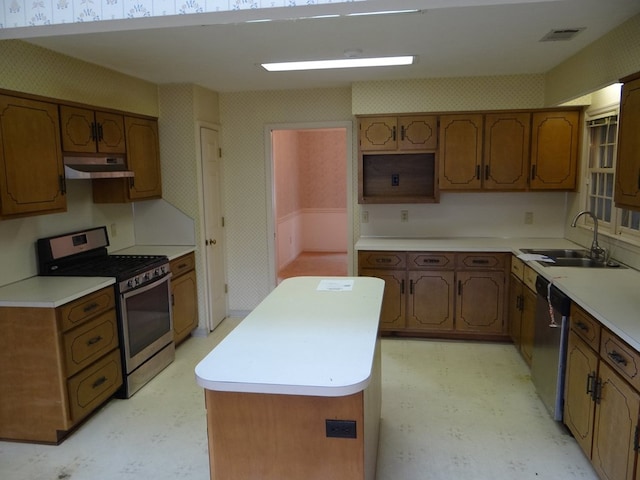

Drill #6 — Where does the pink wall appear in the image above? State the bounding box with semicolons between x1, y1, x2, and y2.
273;128;347;269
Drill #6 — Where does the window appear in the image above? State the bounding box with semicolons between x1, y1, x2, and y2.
584;113;640;240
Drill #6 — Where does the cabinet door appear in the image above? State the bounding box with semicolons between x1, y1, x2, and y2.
592;362;640;480
614;75;640;209
455;270;505;333
60;107;125;154
530;110;580;190
125;116;162;200
564;331;598;457
520;287;536;366
0;95;66;217
508;274;523;347
438;114;483;190
359;269;405;331
398;115;438;151
95;111;126;154
60;106;97;153
483;112;530;190
172;269;199;344
359;117;397;151
406;271;455;331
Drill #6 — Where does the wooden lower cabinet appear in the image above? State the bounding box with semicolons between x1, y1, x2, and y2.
170;252;199;345
508;257;536;365
564;305;640;480
358;250;508;338
0;286;122;443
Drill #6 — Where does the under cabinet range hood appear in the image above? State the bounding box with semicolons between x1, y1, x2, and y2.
63;155;135;179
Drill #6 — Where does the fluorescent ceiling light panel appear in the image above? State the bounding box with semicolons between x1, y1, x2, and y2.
262;56;414;72
347;9;420;16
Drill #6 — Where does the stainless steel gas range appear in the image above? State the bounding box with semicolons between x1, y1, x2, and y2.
37;226;174;398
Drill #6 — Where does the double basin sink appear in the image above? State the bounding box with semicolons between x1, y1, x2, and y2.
520;248;625;269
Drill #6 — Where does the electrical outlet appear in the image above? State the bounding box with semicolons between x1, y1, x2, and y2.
401;210;409;222
391;174;400;187
326;419;357;439
110;223;117;237
361;210;369;223
524;212;534;224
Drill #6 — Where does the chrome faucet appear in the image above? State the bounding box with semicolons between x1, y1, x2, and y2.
571;210;606;261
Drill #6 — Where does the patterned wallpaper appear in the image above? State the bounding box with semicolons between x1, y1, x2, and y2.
545;14;640;105
1;0;363;30
219;87;353;311
0;40;158;115
352;74;546;114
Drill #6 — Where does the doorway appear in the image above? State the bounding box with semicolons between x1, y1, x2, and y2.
266;122;353;287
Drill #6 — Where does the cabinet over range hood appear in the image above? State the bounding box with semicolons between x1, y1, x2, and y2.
63;155;135;180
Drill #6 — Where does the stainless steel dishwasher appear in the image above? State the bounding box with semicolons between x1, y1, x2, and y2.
531;275;571;421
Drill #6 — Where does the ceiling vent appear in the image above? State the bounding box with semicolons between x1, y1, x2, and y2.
540;28;585;42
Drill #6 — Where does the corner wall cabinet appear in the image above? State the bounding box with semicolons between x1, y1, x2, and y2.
0;287;122;443
59;105;126;154
614;71;640;210
170;252;199;345
563;304;640;480
358;250;509;339
92;116;163;203
529;110;580;190
0;94;66;218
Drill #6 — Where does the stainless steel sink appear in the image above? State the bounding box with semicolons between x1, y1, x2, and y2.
520;248;626;268
520;248;590;259
544;257;625;268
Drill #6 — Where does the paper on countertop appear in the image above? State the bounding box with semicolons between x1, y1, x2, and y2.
517;253;555;263
317;279;354;291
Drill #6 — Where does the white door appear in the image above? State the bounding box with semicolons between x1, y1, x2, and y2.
201;127;226;331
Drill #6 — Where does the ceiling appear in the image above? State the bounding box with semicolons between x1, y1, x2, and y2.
18;0;640;93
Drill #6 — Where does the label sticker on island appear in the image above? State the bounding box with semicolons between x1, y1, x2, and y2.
317;279;354;291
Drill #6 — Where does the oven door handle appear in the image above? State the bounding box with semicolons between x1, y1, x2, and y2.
121;272;172;299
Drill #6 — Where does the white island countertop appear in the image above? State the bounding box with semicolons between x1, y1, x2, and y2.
195;276;385;397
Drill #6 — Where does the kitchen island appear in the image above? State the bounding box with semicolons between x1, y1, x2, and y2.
195;276;385;480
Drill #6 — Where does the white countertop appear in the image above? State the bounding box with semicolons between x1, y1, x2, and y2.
0;244;195;308
195;276;385;397
0;276;115;308
356;237;640;351
113;244;195;260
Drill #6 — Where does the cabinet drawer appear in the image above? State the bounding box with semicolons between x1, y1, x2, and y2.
570;304;601;352
67;349;122;423
600;329;640;391
523;265;537;292
170;252;195;277
457;253;507;270
63;310;119;377
407;252;455;270
59;287;116;332
358;251;406;269
510;256;524;280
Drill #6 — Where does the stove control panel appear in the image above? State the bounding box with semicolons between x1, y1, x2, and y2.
121;264;170;292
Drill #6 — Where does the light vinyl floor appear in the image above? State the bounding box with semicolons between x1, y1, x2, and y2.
1;318;598;480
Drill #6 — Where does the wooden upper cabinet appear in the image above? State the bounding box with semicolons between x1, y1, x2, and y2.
125;116;162;200
614;72;640;210
438;114;483;190
0;94;66;218
530;110;580;190
359;115;437;151
92;116;162;203
483;112;531;190
60;105;126;154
